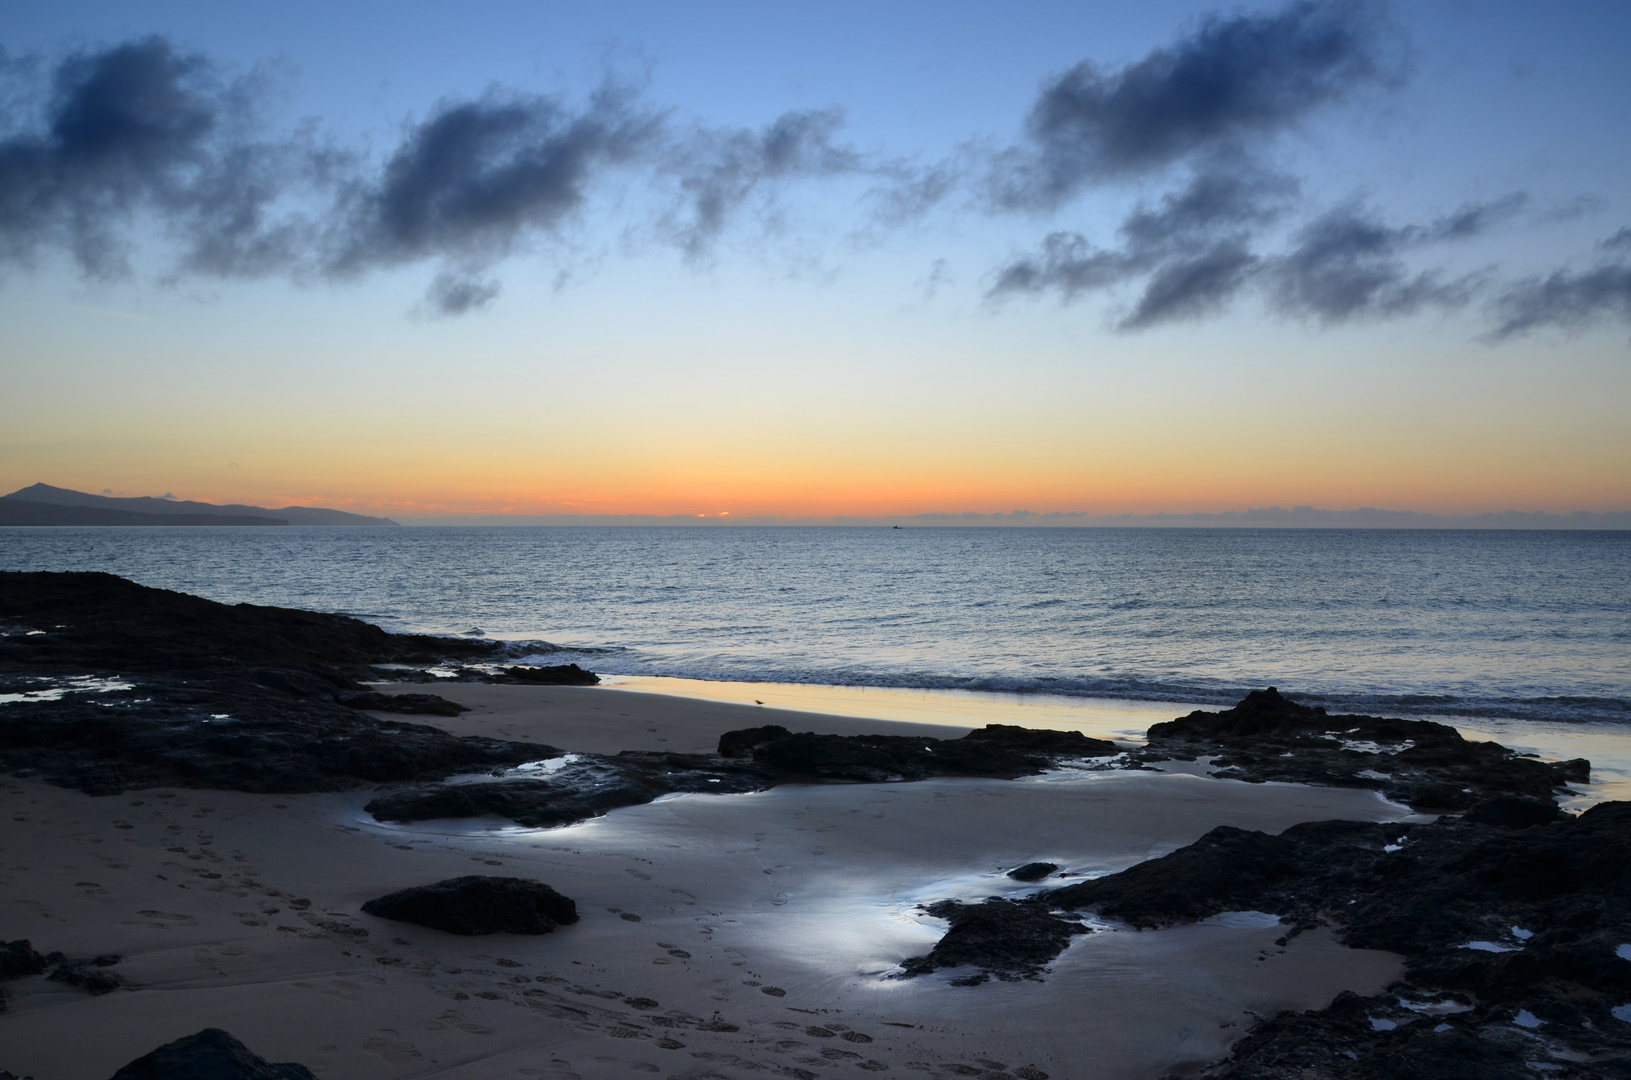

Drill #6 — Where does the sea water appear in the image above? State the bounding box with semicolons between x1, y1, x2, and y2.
1;526;1625;723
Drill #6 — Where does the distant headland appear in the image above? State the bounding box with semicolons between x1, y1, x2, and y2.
0;483;399;527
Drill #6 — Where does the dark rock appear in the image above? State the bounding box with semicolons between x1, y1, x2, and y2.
1203;991;1535;1080
717;725;792;758
107;1028;317;1080
746;730;1063;783
48;958;122;994
361;876;579;936
0;571;497;675
369;727;1114;831
1006;862;1058;882
1462;796;1562;829
899;899;1089;981
1138;686;1585;812
1044;821;1328;928
921;798;1631;1073
335;691;469;717
366;751;770;828
0;573;564;795
0;940;46;980
502;664;599;686
962;724;1119;756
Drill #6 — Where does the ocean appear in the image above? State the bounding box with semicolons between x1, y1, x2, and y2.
2;525;1625;724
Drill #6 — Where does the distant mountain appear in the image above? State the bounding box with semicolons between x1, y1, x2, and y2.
0;484;399;527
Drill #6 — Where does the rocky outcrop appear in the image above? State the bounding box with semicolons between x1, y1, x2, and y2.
890;690;1623;1070
107;1029;316;1080
1006;862;1059;882
369;725;1125;830
361;876;579;936
1135;687;1588;813
734;723;1119;783
500;664;599;685
45;952;123;994
900;899;1089;983
0;573;563;795
717;724;793;758
0;940;45;981
366;750;768;828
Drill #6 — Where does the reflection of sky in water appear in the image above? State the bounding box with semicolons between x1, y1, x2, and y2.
355;771;1418;993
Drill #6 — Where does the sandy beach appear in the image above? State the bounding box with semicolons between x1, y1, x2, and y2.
2;685;1422;1080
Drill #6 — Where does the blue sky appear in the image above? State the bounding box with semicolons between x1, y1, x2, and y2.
1;2;1628;516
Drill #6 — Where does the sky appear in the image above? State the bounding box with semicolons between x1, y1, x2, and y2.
1;0;1628;520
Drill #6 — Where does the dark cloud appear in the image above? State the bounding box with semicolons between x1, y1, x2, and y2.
0;37;242;277
0;37;887;311
1121;242;1259;328
991;192;1524;330
0;28;1614;342
987;162;1295;322
330;84;657;274
1119;161;1298;251
993;0;1397;209
1488;236;1631;339
1264;204;1489;323
663;108;864;259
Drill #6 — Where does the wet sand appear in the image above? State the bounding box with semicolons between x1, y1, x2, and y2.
366;682;982;755
1;692;1425;1080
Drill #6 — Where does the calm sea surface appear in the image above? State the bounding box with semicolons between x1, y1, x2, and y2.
1;526;1626;727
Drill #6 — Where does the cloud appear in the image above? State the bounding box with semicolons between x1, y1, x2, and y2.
1263;203;1500;323
661;108;866;259
1121;242;1260;328
992;0;1398;209
991;192;1524;330
987;161;1296;322
0;37;246;277
329;83;658;275
1488;234;1631;339
988;230;1133;301
424;270;501;316
0;37;889;309
0;25;1615;343
1117;161;1299;250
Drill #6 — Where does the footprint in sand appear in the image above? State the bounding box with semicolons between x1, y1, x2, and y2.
432;1011;494;1035
323;981;363;1001
134;909;196;926
362;1033;422;1064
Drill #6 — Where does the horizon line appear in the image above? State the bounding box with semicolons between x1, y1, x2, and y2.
387;506;1631;529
